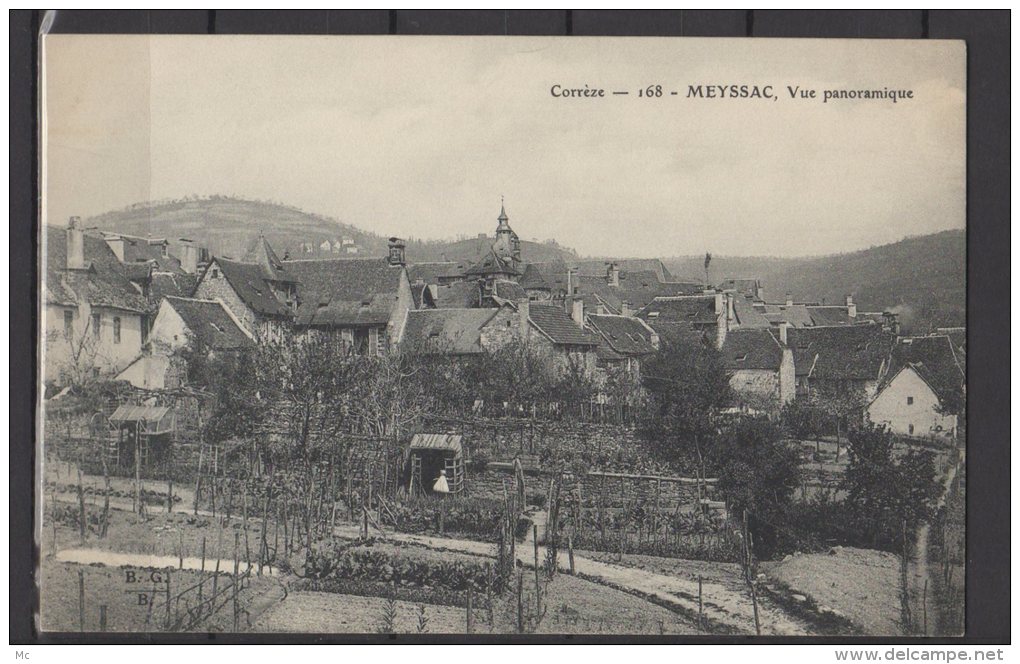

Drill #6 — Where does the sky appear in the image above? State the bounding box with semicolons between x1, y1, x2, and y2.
42;36;965;258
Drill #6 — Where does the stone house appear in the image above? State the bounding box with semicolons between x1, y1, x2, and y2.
720;326;796;411
116;295;253;390
43;218;150;387
787;324;895;401
867;334;965;440
286;239;413;356
585;312;660;377
636;294;729;349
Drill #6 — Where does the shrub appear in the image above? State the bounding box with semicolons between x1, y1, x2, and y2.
304;541;511;595
390;498;506;541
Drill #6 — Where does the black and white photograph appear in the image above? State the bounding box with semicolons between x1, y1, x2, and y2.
33;29;974;642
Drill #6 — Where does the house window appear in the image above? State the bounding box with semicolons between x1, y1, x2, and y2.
906;396;914;405
211;267;220;278
908;424;915;435
113;317;121;344
63;310;73;337
91;313;101;339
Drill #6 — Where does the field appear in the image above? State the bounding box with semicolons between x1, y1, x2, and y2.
41;436;945;638
764;547;903;635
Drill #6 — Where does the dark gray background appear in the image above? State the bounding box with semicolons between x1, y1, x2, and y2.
9;9;1009;644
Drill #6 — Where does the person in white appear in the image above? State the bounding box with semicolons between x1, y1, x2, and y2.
432;469;450;495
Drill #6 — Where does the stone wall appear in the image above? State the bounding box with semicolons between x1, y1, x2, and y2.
464;463;711;511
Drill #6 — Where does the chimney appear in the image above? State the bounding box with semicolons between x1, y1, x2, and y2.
755;282;765;302
778;321;789;345
66;216;85;270
621;301;632;317
606;262;620;287
388;237;406;266
179;238;198;274
649;331;660;350
517;298;530;339
714;293;724;315
104;235;125;262
846;294;857;318
785;292;793;307
571;297;585;326
725;291;736;326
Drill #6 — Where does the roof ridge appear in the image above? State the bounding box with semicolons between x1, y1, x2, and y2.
166;295;221;305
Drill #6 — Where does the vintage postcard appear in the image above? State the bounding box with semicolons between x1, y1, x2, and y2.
37;35;966;637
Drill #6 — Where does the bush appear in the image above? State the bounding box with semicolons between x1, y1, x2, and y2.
389;497;507;540
304;541;511;595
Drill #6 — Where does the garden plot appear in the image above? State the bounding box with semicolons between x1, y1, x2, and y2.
764;546;903;635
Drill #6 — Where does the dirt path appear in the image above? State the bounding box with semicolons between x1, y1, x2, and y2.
331;517;813;635
55;547;279;576
905;451;961;635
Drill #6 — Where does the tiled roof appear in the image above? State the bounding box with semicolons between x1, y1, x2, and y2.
758;303;817;328
150;272;199;301
638;296;719;326
244;235;296;283
519;261;570;291
643;320;710;348
573;259;675;283
586;314;657;357
465;247;519;276
164;296;253;350
806;306;855;327
732;296;772;328
402;308;501;355
286;257;403;327
107;233;183;273
719;278;762;298
493;280;527;302
721;328;784;371
213;258;293;318
786;325;894;381
408;261;469;284
45;227;149;313
527;303;598;347
433;280;483;309
888;335;965;405
121;262;153;282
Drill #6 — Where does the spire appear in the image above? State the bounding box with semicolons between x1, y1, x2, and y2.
496;196;511;232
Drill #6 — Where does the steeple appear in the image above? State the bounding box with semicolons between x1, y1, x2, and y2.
496;196;511;234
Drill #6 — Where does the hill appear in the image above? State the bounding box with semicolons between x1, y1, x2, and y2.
661;230;965;333
80;196;578;265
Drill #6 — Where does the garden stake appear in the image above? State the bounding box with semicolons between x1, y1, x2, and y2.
77;465;86;544
99;605;107;632
77;569;85;631
516;571;524;633
232;532;240;632
533;525;541;619
198;536;206;614
466;585;473;634
698;575;704;632
165;569;172;631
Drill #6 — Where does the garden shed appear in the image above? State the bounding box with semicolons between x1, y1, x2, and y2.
408;433;465;496
108;404;176;469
